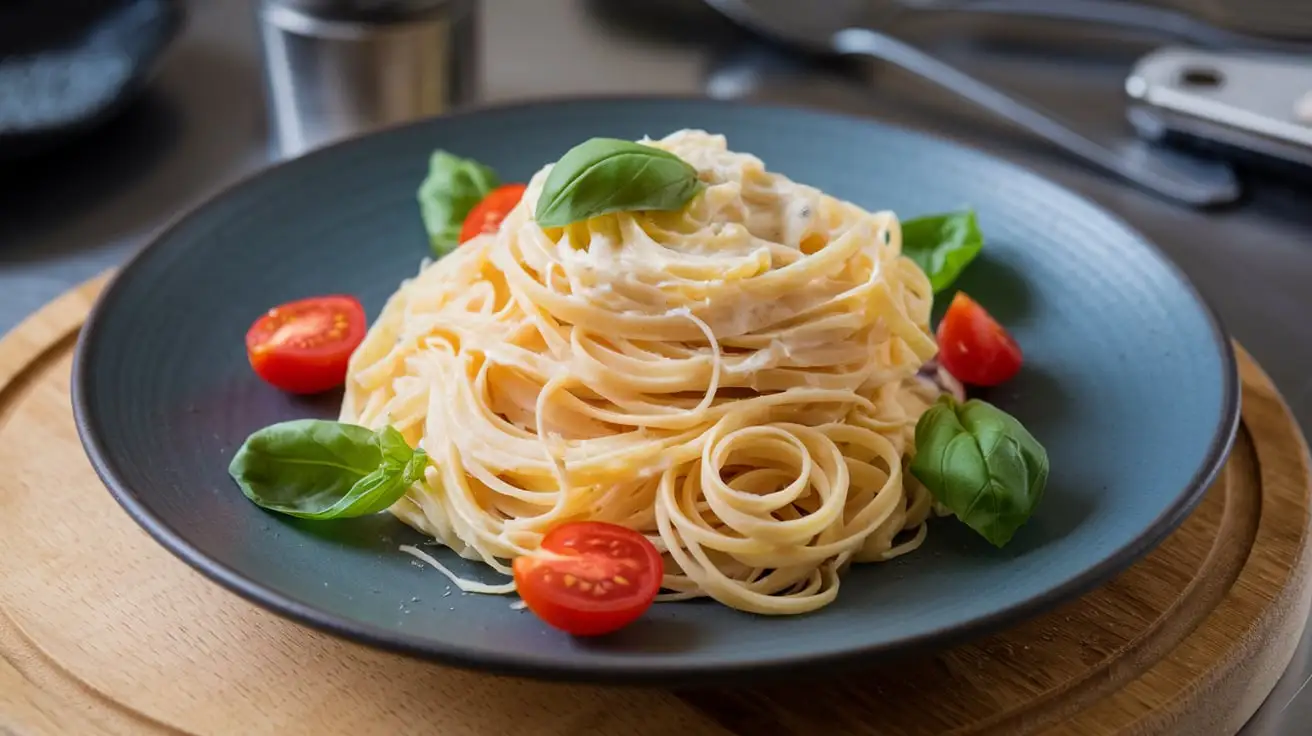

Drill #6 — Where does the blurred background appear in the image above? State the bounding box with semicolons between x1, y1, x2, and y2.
1;0;1310;732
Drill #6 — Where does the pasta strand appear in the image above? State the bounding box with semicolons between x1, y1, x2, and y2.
341;130;942;615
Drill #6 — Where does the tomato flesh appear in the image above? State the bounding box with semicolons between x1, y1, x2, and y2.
512;521;663;637
245;295;367;395
936;292;1023;387
459;183;527;244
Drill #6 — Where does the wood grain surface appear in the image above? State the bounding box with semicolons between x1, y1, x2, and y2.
0;277;1309;736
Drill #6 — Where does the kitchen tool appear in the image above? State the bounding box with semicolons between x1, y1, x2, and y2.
258;0;479;157
704;0;1241;207
72;97;1238;683
1127;47;1312;179
4;280;1303;733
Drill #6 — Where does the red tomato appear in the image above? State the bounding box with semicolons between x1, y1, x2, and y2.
245;295;367;395
459;183;527;243
936;292;1023;387
512;521;664;637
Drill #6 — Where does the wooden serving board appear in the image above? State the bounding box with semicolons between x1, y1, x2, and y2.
1;276;1310;736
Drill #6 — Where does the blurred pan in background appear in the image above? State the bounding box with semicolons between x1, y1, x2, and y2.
1135;0;1312;41
0;0;186;163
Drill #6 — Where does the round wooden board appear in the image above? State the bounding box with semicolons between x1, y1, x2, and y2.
1;277;1310;736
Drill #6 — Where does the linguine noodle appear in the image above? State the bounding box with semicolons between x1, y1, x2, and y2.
341;130;944;614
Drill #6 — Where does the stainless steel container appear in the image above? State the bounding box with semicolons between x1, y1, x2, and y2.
258;0;479;157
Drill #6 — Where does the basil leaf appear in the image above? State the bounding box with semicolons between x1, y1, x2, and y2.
910;396;1049;547
901;210;983;293
229;419;428;520
534;138;704;228
417;150;500;256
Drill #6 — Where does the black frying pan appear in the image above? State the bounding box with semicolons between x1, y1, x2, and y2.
0;0;185;162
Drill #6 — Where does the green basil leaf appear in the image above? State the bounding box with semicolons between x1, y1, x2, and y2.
534;138;704;228
910;396;1049;547
901;210;984;293
228;419;428;520
417;150;500;256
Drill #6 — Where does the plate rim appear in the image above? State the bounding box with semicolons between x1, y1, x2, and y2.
71;93;1241;685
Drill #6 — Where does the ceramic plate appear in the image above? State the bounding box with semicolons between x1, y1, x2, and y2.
73;98;1238;684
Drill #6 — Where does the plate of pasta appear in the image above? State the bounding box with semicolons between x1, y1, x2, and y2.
73;97;1238;683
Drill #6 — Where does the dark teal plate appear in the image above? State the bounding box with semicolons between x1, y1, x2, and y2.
73;98;1238;684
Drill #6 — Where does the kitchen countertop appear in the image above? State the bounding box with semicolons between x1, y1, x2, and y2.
1;0;1309;731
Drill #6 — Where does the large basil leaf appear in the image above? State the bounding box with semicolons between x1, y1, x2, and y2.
229;419;428;520
417;150;500;255
534;138;704;228
901;210;983;293
910;396;1048;547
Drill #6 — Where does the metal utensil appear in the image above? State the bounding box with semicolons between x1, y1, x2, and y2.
1126;47;1312;178
704;0;1241;207
258;0;479;158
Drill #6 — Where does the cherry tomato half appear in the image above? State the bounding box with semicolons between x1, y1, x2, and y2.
936;292;1023;387
459;183;527;244
512;521;664;637
245;295;367;395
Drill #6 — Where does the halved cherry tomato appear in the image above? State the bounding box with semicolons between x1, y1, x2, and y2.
245;295;367;395
512;521;664;637
459;183;527;244
936;292;1023;387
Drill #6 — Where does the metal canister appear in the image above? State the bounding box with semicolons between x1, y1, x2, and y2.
258;0;479;157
